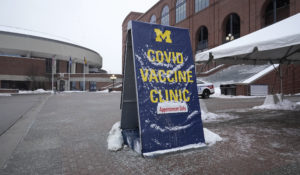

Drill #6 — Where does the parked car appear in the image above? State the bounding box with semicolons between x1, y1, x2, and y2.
197;80;215;98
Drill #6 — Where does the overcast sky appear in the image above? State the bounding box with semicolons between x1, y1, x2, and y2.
0;0;159;74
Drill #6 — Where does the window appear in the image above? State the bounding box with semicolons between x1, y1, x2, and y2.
150;15;156;24
176;0;186;23
45;58;52;73
80;81;84;91
224;13;240;43
161;5;169;26
265;0;290;26
66;62;69;73
197;26;208;51
56;60;60;73
195;0;209;13
71;81;76;90
89;81;97;91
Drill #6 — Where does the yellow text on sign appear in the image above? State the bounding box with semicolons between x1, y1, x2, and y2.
154;29;172;43
150;89;190;103
147;49;183;64
139;69;194;83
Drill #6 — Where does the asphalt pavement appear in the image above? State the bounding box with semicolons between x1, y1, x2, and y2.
0;93;299;175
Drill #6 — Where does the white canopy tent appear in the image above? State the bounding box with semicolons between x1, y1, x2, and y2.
195;13;300;97
195;13;300;65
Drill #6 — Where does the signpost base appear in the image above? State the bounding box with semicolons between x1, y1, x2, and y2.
122;129;141;153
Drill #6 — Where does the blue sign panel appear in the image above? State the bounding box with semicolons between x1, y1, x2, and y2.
129;21;205;155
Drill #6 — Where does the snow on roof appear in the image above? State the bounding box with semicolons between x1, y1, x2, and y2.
242;64;279;84
0;25;102;66
199;64;270;85
0;25;76;45
196;13;300;64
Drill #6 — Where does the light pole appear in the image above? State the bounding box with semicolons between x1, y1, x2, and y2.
110;74;117;88
226;33;234;42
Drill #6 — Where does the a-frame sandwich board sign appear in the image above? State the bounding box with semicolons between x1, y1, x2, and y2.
121;21;205;156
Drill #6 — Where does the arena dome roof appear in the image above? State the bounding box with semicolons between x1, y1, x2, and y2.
0;26;102;67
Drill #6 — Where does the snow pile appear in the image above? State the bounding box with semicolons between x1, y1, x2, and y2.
201;111;236;122
96;89;109;93
96;90;121;93
0;93;11;96
253;94;297;110
34;89;47;93
204;128;223;146
201;109;218;121
107;121;223;153
200;99;221;121
212;87;221;97
19;89;51;94
63;91;86;93
107;121;123;151
254;100;297;110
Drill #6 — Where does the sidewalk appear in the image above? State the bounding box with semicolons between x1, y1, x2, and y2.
0;93;299;175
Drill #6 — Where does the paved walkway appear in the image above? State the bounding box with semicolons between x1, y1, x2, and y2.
0;93;299;175
0;94;46;136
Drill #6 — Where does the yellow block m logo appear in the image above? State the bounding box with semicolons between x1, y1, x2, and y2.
154;28;172;43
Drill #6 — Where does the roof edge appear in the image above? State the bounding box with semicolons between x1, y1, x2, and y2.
0;30;102;60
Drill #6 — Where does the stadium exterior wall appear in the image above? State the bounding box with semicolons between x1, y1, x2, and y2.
122;0;300;95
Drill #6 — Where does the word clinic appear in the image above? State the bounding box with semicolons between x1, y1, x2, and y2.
150;89;190;103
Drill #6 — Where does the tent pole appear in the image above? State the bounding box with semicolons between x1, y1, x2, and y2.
280;64;283;101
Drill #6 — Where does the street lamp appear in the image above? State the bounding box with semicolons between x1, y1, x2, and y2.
226;33;234;41
110;74;117;88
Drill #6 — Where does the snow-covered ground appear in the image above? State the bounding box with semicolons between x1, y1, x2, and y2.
0;93;11;96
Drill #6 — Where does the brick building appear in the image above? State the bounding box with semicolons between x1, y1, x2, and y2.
122;0;300;95
0;30;122;92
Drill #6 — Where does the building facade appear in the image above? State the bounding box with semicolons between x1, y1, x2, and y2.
122;0;300;95
122;0;300;71
0;30;122;92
